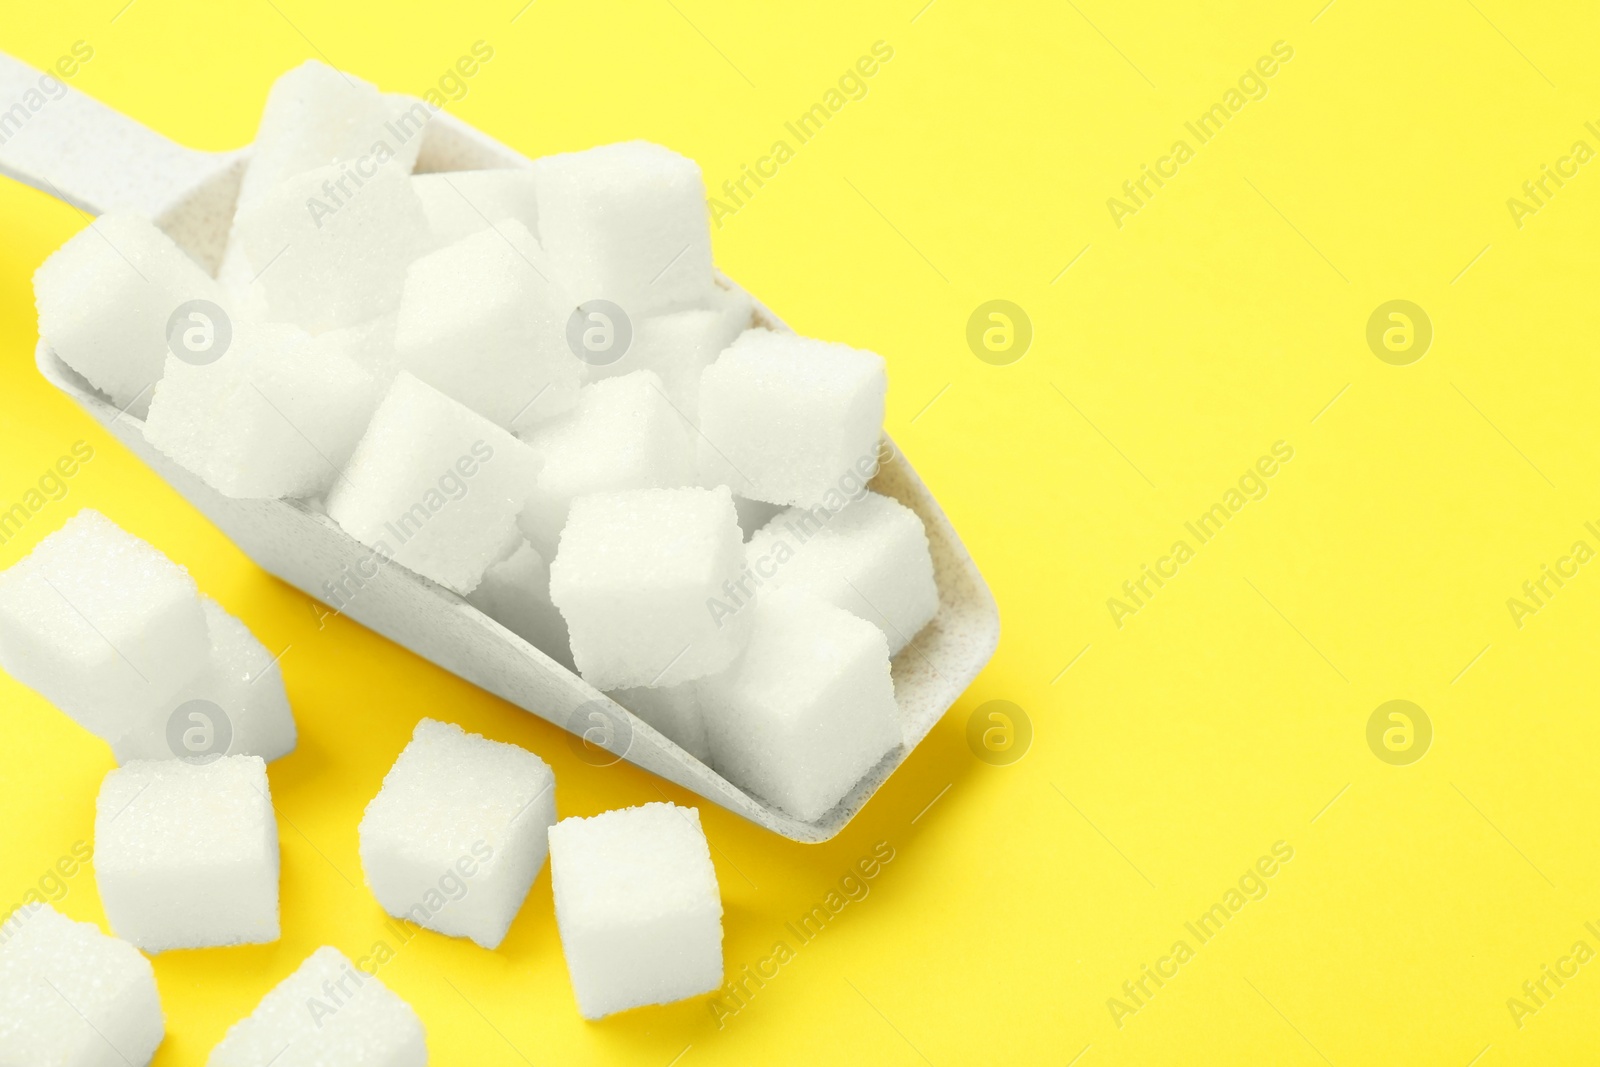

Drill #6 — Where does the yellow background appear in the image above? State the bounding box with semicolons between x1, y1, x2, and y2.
3;0;1599;1063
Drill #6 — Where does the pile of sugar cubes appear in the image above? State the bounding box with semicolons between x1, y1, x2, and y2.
33;57;943;825
4;57;949;1058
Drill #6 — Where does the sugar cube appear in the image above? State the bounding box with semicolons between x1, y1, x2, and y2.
34;212;226;418
465;540;574;671
700;590;901;821
607;684;710;763
745;490;938;655
0;903;164;1066
532;141;714;318
548;803;722;1018
144;321;379;500
394;220;579;432
412;168;539;246
110;597;297;764
94;756;279;952
319;312;400;387
326;373;542;596
238;60;429;210
698;330;887;507
518;371;696;556
549;487;749;689
232;162;432;333
0;509;208;738
207;946;426;1066
359;719;556;949
584;287;754;421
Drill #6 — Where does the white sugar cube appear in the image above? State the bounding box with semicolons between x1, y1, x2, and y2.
320;312;400;387
238;60;429;209
700;591;901;822
394;220;579;432
327;373;542;595
746;490;938;655
532;141;714;317
359;719;556;949
0;903;164;1067
110;597;297;765
698;330;887;507
608;684;710;763
412;168;539;246
144;321;379;500
232;162;432;333
518;371;696;555
548;803;722;1019
585;287;754;421
466;540;574;670
95;756;279;952
0;509;208;738
549;487;749;689
207;946;425;1066
34;213;226;418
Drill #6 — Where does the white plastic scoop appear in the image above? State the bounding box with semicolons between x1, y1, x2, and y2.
0;52;999;842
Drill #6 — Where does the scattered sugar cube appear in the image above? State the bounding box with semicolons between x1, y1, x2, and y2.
0;903;164;1067
0;509;208;739
95;756;279;952
549;487;749;689
585;287;754;420
238;60;430;209
466;540;574;671
326;373;542;596
548;803;722;1019
110;597;297;765
532;141;714;318
746;490;938;655
207;946;426;1066
608;684;710;764
232;162;432;333
700;590;901;822
518;371;696;556
359;719;556;949
144;321;379;500
698;330;887;507
34;212;226;418
394;220;579;432
412;168;539;246
733;494;783;542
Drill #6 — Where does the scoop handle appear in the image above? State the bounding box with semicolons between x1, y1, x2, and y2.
0;49;239;216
